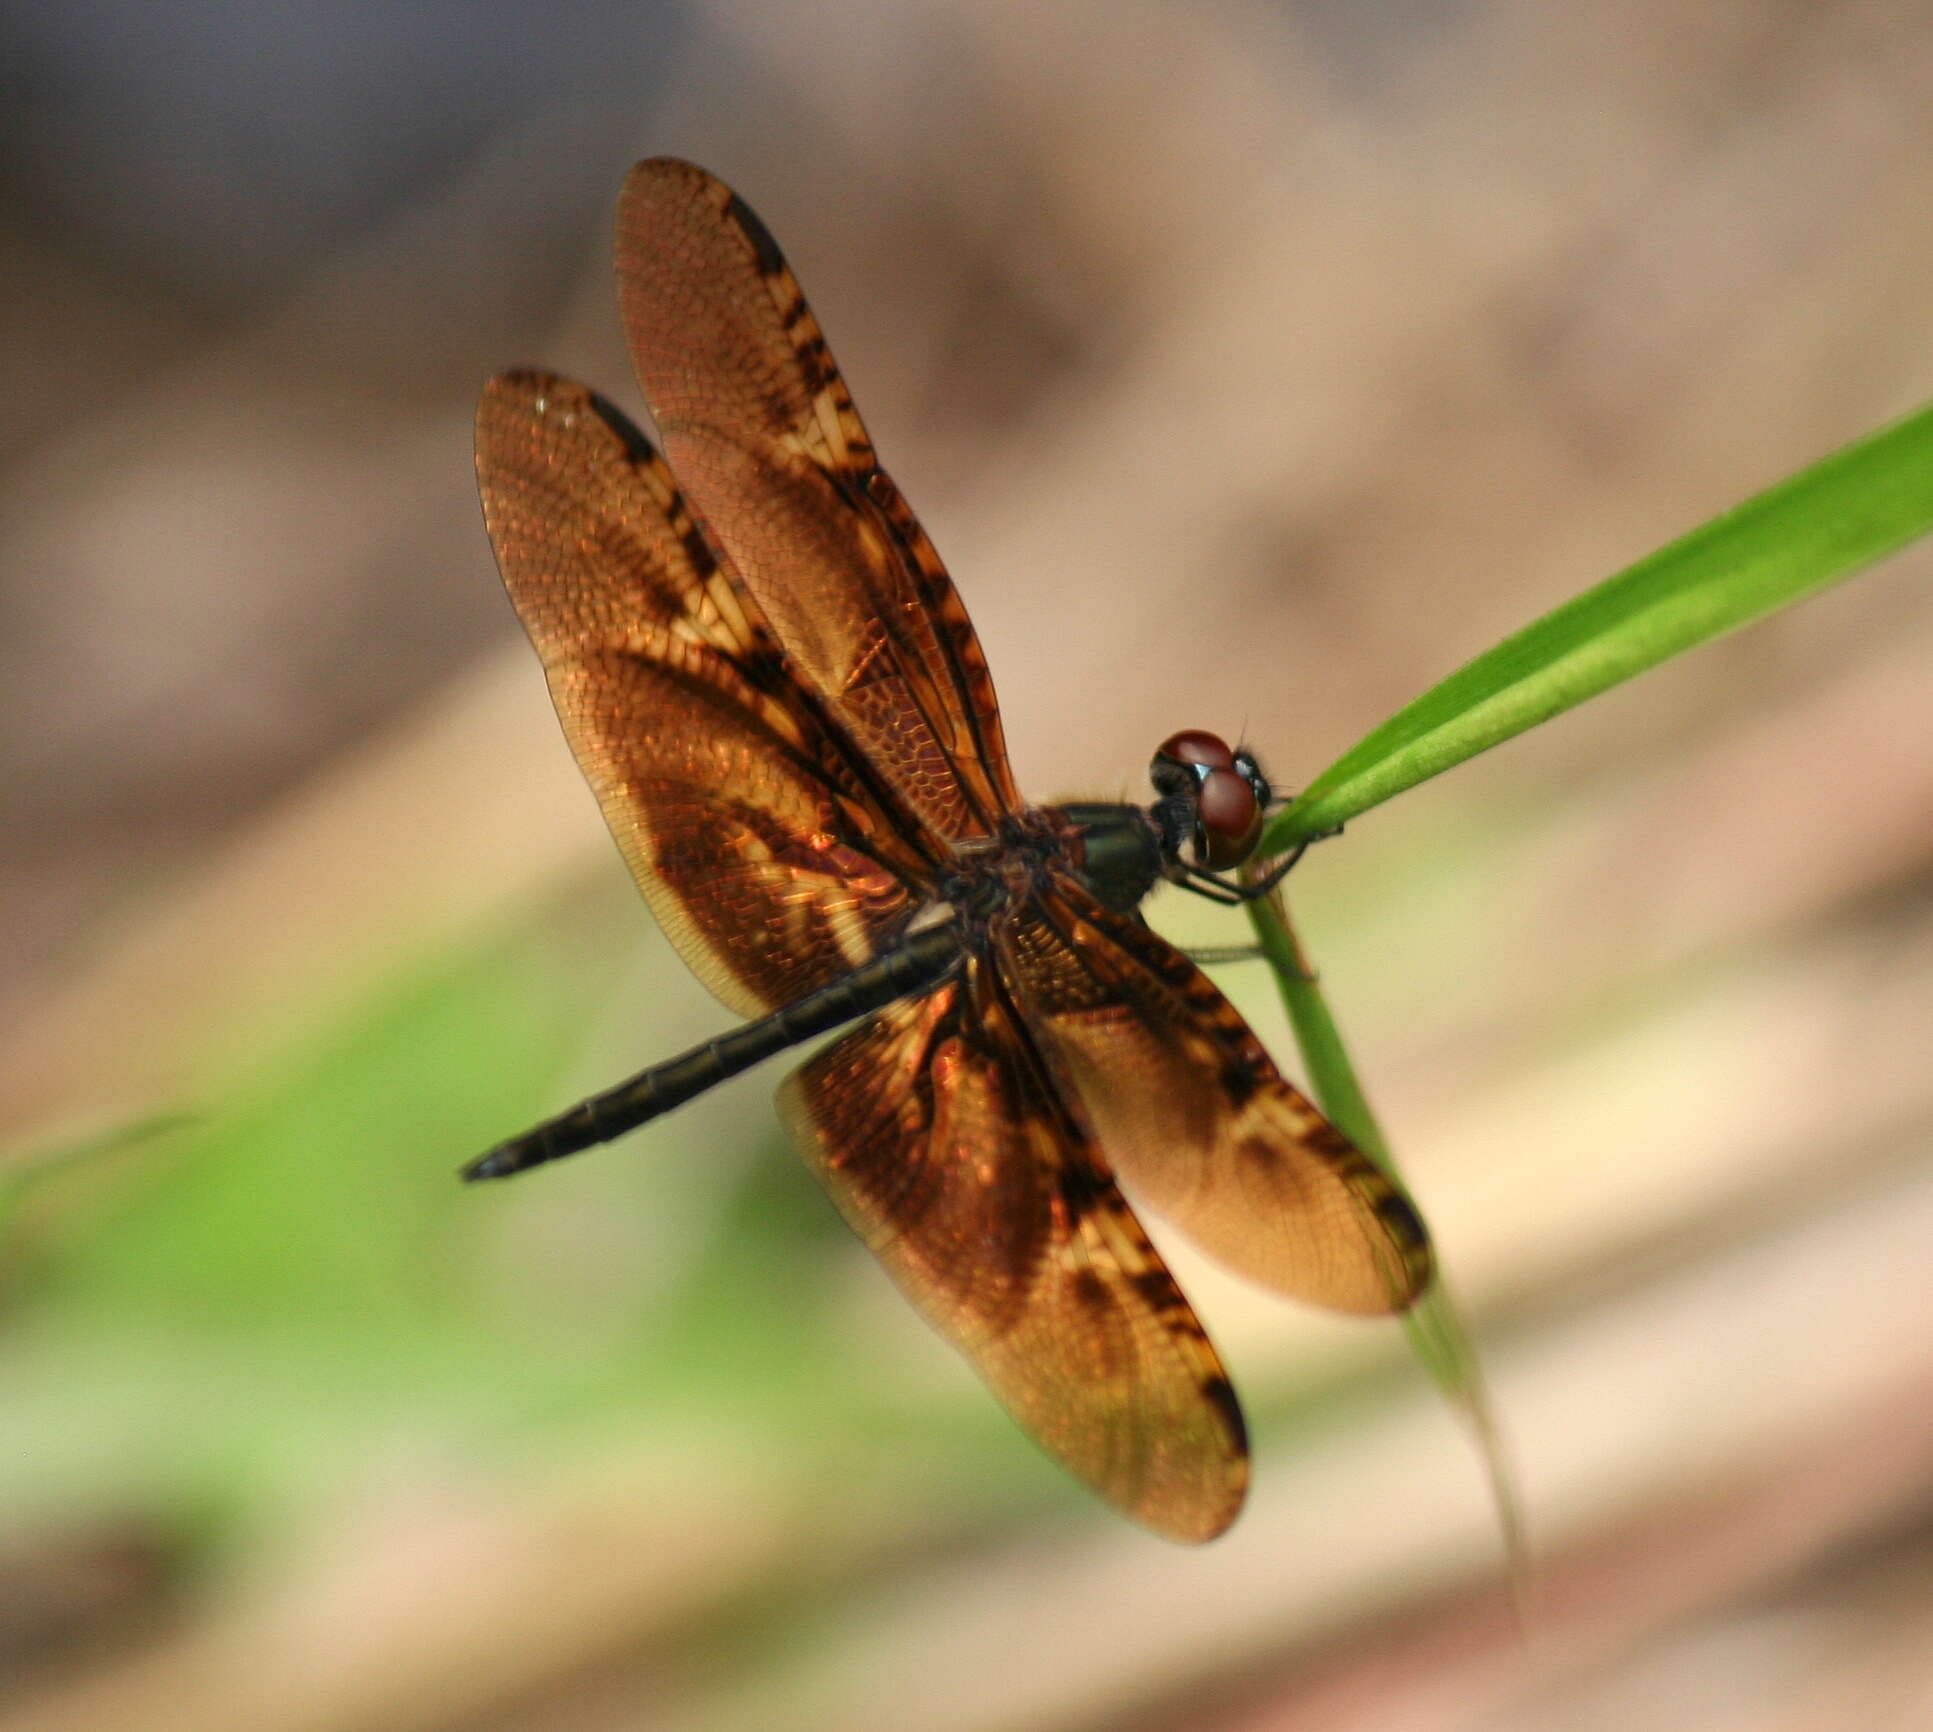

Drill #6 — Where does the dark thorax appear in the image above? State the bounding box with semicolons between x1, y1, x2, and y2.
932;805;1168;931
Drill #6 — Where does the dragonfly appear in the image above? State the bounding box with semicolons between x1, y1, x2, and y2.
468;158;1432;1542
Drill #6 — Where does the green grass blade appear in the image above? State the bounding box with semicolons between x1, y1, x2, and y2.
1245;882;1528;1596
1264;399;1933;849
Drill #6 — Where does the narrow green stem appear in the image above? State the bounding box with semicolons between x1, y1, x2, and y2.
1245;876;1529;1595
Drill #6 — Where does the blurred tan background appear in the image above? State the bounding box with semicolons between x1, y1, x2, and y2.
4;3;1933;1728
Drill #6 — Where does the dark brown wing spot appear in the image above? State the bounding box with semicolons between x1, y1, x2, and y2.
1069;1268;1110;1312
734;645;793;686
724;190;788;278
1199;1374;1248;1452
1375;1190;1431;1254
1055;1159;1110;1222
1305;1120;1356;1162
792;331;834;378
586;391;656;465
1216;1059;1262;1110
1130;1267;1189;1316
1234;1135;1280;1172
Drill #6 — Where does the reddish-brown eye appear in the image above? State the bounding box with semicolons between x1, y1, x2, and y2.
1157;729;1237;772
1154;729;1265;866
1196;766;1262;866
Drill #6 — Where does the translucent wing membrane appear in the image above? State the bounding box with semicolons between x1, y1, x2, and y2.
614;158;1021;841
1000;881;1433;1315
475;161;1433;1541
475;372;935;1016
780;967;1250;1543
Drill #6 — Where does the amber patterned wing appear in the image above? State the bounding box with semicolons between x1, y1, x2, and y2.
475;369;942;1019
779;961;1249;1543
612;157;1021;842
998;880;1433;1315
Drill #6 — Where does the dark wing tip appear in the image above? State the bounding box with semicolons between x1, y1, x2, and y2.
475;372;659;472
1166;1372;1250;1544
476;367;569;434
485;364;558;392
617;158;788;284
1374;1187;1436;1308
627;154;717;187
721;189;787;278
619;155;730;230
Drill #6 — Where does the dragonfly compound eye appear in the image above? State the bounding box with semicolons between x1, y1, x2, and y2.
1152;730;1260;866
1194;765;1262;867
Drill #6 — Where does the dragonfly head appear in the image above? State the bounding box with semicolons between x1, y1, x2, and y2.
1149;730;1271;870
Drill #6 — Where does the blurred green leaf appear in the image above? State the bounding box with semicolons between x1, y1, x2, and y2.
1265;399;1933;849
0;909;1093;1546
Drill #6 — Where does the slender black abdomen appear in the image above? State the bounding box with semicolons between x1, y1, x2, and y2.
464;922;964;1180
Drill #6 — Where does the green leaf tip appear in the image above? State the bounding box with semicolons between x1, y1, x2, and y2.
1265;398;1933;850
